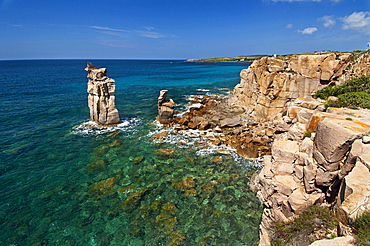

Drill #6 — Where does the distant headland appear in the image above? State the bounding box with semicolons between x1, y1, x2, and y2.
186;50;366;63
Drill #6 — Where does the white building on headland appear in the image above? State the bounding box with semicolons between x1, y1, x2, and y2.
368;42;370;50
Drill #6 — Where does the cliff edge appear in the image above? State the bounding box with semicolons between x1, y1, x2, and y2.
233;51;370;246
230;52;370;123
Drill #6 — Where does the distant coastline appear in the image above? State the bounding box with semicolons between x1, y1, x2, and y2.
186;55;268;63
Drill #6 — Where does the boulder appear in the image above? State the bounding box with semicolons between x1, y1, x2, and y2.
271;140;299;164
339;158;370;220
288;187;323;213
309;236;356;246
314;118;366;165
85;62;120;125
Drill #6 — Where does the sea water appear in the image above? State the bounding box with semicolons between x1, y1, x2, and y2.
0;60;262;246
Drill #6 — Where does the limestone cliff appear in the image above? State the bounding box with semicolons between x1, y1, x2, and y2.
230;52;370;122
85;62;120;126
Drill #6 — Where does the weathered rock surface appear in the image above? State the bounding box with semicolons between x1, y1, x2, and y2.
309;236;356;246
230;52;370;122
157;90;175;125
167;52;370;245
256;97;370;246
85;62;120;125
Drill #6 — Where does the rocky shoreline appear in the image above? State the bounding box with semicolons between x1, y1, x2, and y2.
158;51;370;245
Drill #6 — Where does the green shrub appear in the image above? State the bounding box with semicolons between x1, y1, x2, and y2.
352;211;370;245
303;131;312;139
270;205;338;246
314;76;370;109
337;92;370;109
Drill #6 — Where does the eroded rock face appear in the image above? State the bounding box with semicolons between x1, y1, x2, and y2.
85;62;120;125
256;97;370;246
230;52;369;122
157;90;175;125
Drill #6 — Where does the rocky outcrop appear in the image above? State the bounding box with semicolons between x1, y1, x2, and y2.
85;62;120;125
257;98;370;245
163;51;370;245
230;52;370;122
157;90;175;125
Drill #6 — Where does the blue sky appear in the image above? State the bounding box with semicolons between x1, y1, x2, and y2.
0;0;369;59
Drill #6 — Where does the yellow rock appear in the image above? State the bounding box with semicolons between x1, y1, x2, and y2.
151;131;169;139
87;159;107;173
133;156;144;163
88;177;117;200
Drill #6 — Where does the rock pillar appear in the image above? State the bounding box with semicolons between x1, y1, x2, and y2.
85;62;120;125
157;90;175;125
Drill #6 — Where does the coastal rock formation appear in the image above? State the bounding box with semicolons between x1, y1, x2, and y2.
85;62;120;125
175;51;370;245
157;90;175;125
257;98;370;245
230;52;370;122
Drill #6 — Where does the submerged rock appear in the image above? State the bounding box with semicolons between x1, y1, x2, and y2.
88;176;117;200
85;62;120;126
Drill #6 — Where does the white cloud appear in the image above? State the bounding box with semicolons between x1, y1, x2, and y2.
271;0;321;2
299;27;318;34
286;24;293;28
341;11;370;36
89;25;165;39
318;15;336;27
270;0;341;2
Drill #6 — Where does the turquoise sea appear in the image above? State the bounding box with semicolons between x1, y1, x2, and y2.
0;60;262;246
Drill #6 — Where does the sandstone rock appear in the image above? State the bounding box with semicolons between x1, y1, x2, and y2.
220;116;241;127
339;159;370;220
272;162;294;175
362;136;370;144
303;160;318;193
151;131;170;139
314;118;365;165
288;187;322;213
273;175;298;196
271;140;299;164
294;165;304;180
300;137;314;157
287;122;305;140
309;236;356;246
157;90;175;125
85;62;120;125
315;169;338;187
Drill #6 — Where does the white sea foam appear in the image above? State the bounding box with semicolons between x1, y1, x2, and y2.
71;118;140;136
148;123;261;165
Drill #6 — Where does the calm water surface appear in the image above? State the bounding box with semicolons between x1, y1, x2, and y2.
0;60;262;245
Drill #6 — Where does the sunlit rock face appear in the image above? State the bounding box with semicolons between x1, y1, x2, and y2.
85;62;120;125
230;52;370;122
157;90;175;125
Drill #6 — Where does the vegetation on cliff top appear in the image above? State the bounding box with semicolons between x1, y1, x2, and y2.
270;205;338;246
352;211;370;245
188;50;369;63
315;75;370;109
270;205;370;245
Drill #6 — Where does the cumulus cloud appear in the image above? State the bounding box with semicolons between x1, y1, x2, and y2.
341;11;370;36
299;27;318;34
286;24;293;28
318;15;336;27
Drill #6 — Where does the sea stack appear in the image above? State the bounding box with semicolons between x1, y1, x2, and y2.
85;62;120;125
157;90;175;125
